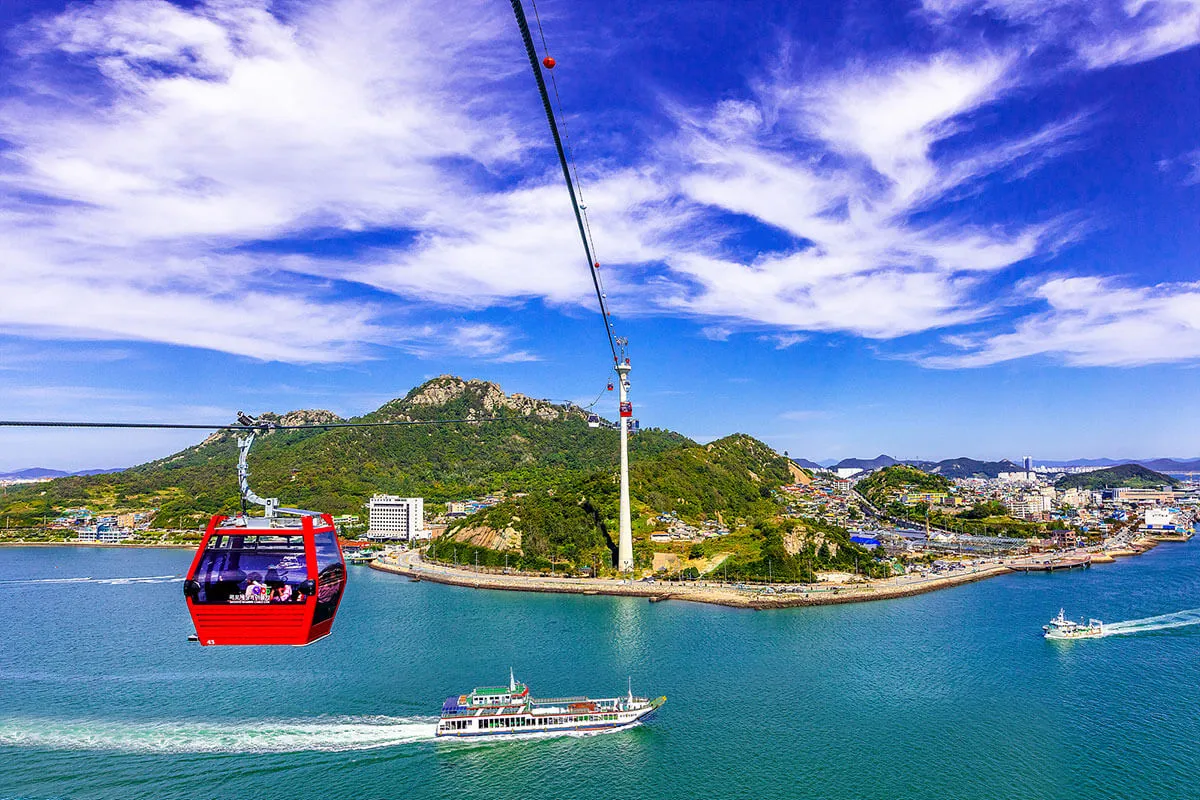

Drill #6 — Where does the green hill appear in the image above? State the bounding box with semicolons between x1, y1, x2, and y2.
855;465;954;508
0;376;691;529
1055;463;1180;490
441;432;795;571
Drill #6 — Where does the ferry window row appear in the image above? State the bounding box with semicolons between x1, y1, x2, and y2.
444;720;469;730
475;714;619;730
480;717;535;729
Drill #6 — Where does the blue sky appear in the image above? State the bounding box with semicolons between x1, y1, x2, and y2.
1;0;1198;470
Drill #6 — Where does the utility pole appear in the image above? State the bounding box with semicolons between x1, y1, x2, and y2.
616;340;634;572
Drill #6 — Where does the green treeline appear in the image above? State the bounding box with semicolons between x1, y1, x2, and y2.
443;433;796;569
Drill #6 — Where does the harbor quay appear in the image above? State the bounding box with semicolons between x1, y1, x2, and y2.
369;535;1176;609
373;547;1014;609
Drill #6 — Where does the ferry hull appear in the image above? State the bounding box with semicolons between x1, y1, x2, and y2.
436;717;642;738
1044;629;1103;640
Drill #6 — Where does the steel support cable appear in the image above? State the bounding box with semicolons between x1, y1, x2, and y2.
509;0;620;365
529;0;593;246
529;1;611;323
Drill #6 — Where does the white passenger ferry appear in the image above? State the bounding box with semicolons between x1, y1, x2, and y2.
436;672;665;738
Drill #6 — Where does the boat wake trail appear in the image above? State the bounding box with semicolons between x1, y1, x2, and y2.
1102;608;1200;637
0;575;181;586
0;716;438;753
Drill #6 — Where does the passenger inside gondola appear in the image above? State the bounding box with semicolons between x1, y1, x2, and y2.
190;534;309;604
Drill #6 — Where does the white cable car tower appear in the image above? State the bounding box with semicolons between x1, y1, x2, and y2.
615;338;634;572
507;0;638;573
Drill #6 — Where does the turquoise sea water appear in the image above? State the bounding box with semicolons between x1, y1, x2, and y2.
2;543;1199;799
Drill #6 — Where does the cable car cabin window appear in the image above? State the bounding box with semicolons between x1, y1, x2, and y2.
192;534;309;604
312;531;346;624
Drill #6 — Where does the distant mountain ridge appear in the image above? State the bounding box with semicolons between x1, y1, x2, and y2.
834;455;898;471
801;454;1200;475
821;455;1020;479
0;467;123;480
1037;457;1200;471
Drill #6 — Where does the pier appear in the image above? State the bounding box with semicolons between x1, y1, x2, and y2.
1009;556;1091;573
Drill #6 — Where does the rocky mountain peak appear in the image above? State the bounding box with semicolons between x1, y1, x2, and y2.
403;375;581;422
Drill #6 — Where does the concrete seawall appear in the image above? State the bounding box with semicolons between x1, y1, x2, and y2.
369;552;1016;610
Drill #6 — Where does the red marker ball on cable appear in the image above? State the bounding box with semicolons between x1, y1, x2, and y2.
542;56;556;69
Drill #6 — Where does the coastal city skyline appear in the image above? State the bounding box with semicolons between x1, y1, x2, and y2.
1;0;1199;469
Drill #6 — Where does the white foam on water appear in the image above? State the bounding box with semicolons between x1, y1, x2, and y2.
94;575;181;585
0;575;180;586
0;577;94;585
1102;607;1200;637
0;716;438;753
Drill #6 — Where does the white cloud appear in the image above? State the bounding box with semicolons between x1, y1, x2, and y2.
0;0;538;363
760;333;808;349
1188;150;1200;184
924;276;1200;367
0;0;1177;371
315;169;686;309
923;0;1200;68
802;53;1013;204
442;324;541;363
654;53;1074;338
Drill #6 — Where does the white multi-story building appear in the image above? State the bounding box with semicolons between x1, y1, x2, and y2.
367;495;426;542
1010;492;1053;520
75;527;133;543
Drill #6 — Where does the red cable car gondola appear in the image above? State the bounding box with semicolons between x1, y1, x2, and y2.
183;421;346;646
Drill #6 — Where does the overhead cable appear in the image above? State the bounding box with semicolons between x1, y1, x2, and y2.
509;0;620;365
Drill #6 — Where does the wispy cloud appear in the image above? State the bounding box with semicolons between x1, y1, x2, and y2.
0;0;537;363
922;0;1200;68
760;333;808;349
923;276;1200;367
652;52;1079;339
